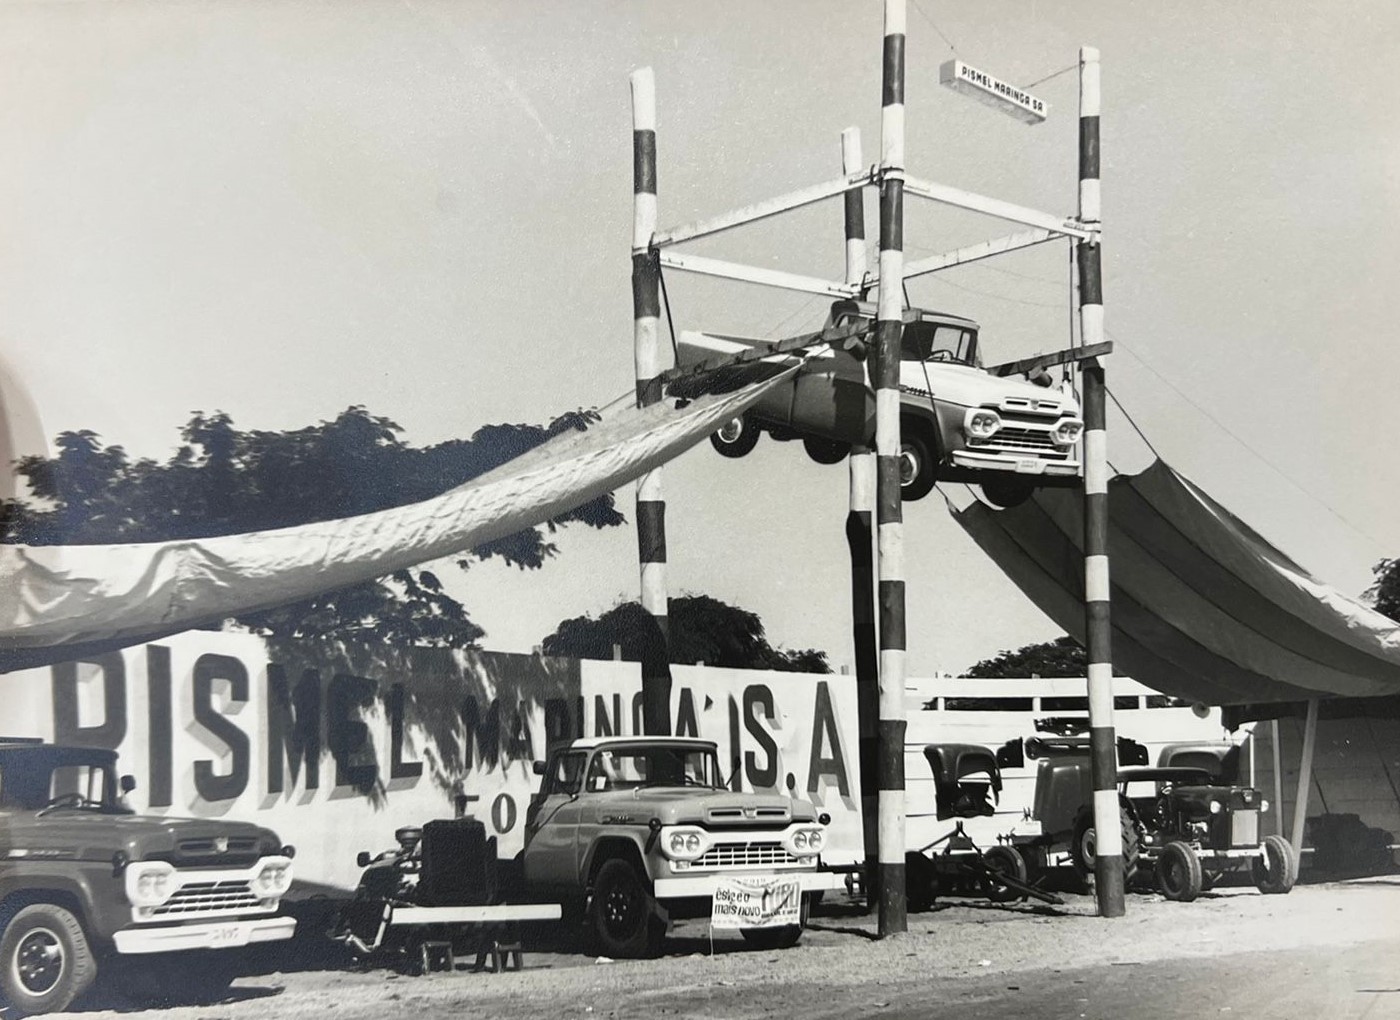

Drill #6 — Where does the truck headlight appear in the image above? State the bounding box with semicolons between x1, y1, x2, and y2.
965;409;1001;440
1053;419;1084;445
785;826;825;857
125;861;177;907
255;856;294;897
660;827;710;862
1209;800;1223;815
1260;799;1270;813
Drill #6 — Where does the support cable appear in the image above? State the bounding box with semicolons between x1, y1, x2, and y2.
657;253;680;362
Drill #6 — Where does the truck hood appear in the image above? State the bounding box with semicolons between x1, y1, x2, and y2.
586;787;817;827
3;811;281;866
904;362;1078;415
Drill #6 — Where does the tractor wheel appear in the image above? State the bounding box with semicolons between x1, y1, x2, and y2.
589;858;665;958
905;851;937;912
983;845;1029;903
1071;804;1141;883
980;474;1036;509
1252;834;1298;895
710;415;760;459
802;437;850;465
0;903;96;1017
898;425;937;502
1157;841;1204;902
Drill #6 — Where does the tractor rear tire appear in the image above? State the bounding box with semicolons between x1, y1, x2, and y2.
1071;804;1141;884
1157;841;1204;902
983;845;1029;903
1252;834;1298;895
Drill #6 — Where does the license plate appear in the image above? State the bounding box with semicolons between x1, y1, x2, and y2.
206;924;246;947
1016;459;1046;474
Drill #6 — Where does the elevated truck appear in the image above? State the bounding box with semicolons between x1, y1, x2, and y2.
335;735;843;964
0;738;296;1016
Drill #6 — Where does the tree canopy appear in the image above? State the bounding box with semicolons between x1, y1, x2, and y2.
963;635;1086;678
541;595;830;674
1366;558;1400;623
0;406;623;646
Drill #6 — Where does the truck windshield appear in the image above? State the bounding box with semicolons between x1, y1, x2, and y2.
0;751;117;812
902;321;978;366
585;746;721;792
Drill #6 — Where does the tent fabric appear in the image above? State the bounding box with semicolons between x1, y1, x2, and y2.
0;361;800;672
955;459;1400;705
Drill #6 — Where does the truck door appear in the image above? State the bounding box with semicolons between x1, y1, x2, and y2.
523;750;587;887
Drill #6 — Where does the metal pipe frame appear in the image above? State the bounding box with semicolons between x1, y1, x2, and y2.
903;174;1096;240
657;251;860;299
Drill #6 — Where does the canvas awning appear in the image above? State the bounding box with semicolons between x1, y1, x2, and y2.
0;361;801;672
954;459;1400;706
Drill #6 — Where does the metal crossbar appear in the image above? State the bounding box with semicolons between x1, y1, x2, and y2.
656;319;871;388
986;341;1113;378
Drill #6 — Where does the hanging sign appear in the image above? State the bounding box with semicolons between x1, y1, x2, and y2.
710;876;803;930
940;60;1048;124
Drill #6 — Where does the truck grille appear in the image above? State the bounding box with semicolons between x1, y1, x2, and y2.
694;842;801;868
151;880;262;917
175;837;261;867
704;806;791;826
1230;810;1259;847
969;427;1061;453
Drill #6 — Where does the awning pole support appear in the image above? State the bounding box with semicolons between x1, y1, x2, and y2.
1290;698;1320;854
1271;718;1285;837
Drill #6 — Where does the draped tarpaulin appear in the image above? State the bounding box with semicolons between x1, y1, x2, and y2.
955;459;1400;706
0;362;800;672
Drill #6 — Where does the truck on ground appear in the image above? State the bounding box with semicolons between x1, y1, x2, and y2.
0;737;296;1016
336;735;842;963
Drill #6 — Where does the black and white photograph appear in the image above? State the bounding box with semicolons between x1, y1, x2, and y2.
1;2;1398;1018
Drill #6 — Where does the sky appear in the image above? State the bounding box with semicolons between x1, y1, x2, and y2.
1;0;1398;677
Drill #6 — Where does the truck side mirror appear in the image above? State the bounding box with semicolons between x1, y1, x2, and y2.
532;760;547;776
356;851;371;868
120;774;137;794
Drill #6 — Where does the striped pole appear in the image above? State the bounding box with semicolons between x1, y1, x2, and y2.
1077;45;1123;918
842;126;879;908
631;67;671;736
874;0;908;936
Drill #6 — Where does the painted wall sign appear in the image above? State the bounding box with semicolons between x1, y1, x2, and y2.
1;631;861;891
939;60;1048;124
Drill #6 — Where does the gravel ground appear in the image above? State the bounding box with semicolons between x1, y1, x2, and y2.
58;878;1400;1020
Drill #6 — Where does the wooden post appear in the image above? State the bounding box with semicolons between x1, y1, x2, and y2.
842;126;879;907
1290;698;1320;854
874;0;908;937
1077;43;1123;919
630;68;671;735
1271;717;1285;837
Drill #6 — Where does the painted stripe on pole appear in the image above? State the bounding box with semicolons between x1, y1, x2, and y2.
877;519;904;574
1084;432;1108;494
878;581;906;651
1080;301;1104;346
1079;47;1101;118
875;388;901;451
1090;725;1117;786
877;792;906;863
1087;659;1114;686
1079;116;1100;181
1085;554;1110;603
636;501;667;562
1093;788;1123;856
1088;667;1115;719
1078;178;1101;228
639;557;666;610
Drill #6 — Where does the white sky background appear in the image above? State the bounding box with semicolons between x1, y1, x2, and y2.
1;0;1397;676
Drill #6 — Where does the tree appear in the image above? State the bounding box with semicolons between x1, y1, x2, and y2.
964;635;1086;678
1366;558;1400;623
541;595;830;673
0;406;623;646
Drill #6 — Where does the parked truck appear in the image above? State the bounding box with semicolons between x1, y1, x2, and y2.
336;735;843;964
0;738;296;1016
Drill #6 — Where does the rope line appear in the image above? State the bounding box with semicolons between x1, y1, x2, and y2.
910;0;959;55
1022;64;1076;90
657;255;679;363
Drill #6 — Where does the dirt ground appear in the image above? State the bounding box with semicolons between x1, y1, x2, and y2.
61;877;1400;1020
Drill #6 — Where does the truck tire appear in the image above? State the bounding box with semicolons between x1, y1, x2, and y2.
710;416;760;459
1252;834;1298;895
739;892;809;950
1071;805;1141;884
898;426;937;502
589;858;665;959
0;903;96;1017
980;474;1036;509
982;845;1029;903
802;437;850;465
1157;841;1204;902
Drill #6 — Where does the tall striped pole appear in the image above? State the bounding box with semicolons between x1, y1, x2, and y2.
874;0;908;936
1077;45;1123;918
631;67;671;736
842;126;879;907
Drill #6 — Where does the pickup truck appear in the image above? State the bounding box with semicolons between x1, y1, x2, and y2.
683;300;1084;507
0;738;296;1016
523;736;841;957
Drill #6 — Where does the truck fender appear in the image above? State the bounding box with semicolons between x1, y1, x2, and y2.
0;875;102;941
581;836;650;891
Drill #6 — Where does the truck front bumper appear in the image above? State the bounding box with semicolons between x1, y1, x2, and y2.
113;915;297;954
654;870;847;899
951;450;1079;475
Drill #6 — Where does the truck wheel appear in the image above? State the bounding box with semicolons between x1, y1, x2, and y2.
1071;805;1141;883
803;437;850;465
982;845;1029;903
0;903;96;1017
739;892;809;950
898;427;937;502
980;474;1036;509
1252;834;1298;895
710;416;760;458
1157;841;1204;902
590;859;664;959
